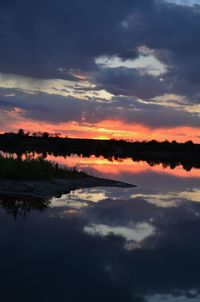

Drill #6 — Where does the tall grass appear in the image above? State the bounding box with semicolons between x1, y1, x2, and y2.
0;156;86;180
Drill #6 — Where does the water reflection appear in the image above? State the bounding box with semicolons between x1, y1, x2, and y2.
147;293;200;302
0;187;200;301
0;152;200;301
1;151;200;179
84;222;155;244
46;154;200;180
0;195;49;219
48;182;200;301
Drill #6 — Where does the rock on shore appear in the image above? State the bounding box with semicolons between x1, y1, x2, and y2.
0;176;136;200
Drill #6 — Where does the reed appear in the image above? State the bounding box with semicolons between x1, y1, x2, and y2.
0;156;86;180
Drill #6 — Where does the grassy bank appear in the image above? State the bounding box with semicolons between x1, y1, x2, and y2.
0;156;87;180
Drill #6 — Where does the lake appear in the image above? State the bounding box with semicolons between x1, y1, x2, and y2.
0;153;200;302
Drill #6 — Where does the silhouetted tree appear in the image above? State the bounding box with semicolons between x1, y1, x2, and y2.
42;132;49;138
17;129;25;137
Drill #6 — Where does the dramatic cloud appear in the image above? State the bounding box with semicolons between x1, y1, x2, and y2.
0;90;199;143
0;0;199;139
0;0;151;77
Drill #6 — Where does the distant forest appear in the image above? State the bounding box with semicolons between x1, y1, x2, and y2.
0;129;200;171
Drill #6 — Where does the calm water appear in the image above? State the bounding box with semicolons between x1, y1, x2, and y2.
0;153;200;301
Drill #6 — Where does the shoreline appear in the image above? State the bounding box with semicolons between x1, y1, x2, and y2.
0;176;136;200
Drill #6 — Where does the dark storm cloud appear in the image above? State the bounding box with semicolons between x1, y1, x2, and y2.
94;67;166;99
0;0;153;78
0;0;200;88
92;1;200;100
94;66;200;100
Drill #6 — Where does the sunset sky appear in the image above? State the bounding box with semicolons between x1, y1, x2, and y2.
0;0;200;142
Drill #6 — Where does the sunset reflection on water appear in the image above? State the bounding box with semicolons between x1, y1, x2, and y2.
46;154;200;180
0;151;200;301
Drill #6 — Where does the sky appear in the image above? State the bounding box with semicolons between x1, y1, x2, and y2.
0;0;200;142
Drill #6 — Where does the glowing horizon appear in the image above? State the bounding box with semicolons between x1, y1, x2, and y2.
1;119;199;143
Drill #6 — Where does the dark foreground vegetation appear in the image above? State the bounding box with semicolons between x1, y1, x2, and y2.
0;131;200;171
0;156;86;180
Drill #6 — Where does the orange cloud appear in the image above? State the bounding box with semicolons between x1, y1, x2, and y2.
2;115;200;143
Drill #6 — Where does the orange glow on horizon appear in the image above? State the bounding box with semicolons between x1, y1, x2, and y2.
2;117;200;143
